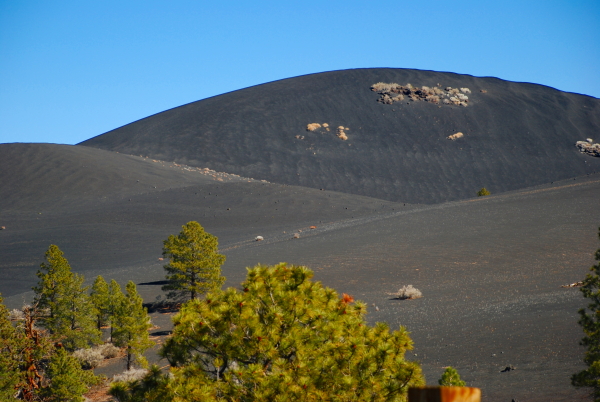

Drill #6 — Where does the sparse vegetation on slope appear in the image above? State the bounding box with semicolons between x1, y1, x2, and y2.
477;187;491;197
113;263;424;401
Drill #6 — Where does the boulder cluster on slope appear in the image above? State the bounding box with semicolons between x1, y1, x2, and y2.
371;82;471;107
576;139;600;157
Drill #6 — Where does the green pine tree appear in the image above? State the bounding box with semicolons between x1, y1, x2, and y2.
33;245;101;350
162;221;226;301
33;245;73;326
40;347;99;402
0;294;22;400
572;227;600;400
438;366;466;386
477;187;491;196
155;263;424;401
10;304;55;400
57;272;101;350
91;275;110;330
112;281;154;370
108;279;127;343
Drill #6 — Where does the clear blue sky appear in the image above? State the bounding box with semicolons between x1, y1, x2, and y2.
1;0;598;145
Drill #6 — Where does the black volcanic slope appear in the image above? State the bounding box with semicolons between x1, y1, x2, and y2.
1;142;599;401
0;143;401;298
81;68;600;204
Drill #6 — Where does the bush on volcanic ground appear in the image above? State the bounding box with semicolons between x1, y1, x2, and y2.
391;285;423;300
111;263;424;401
477;187;491;197
438;366;466;387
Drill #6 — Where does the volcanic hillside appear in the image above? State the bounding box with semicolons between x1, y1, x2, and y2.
0;143;401;299
81;68;600;204
2;142;598;402
2;69;600;401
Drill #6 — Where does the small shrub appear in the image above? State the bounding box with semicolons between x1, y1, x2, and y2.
112;368;148;383
98;343;121;359
73;347;104;369
439;366;466;386
477;187;491;196
9;308;25;321
392;94;405;102
391;285;422;300
460;87;471;94
322;123;329;128
306;123;321;132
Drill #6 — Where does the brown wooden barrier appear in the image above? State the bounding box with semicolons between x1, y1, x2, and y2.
408;386;481;402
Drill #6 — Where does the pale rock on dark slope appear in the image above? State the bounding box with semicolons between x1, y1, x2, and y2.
81;68;600;204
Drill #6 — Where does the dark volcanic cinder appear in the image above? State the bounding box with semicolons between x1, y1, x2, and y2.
80;68;600;204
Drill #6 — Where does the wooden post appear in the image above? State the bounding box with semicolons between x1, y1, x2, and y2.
408;386;481;402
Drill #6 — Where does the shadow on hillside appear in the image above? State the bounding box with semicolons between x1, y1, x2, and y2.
138;280;170;286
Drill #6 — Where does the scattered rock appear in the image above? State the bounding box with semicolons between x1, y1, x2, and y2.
372;83;469;107
447;132;464;141
292;233;300;239
0;226;5;230
158;257;163;261
561;281;583;288
255;236;264;241
310;226;316;229
500;365;516;372
576;141;600;157
337;126;348;141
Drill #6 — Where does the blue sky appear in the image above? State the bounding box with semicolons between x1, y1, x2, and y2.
1;0;599;145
